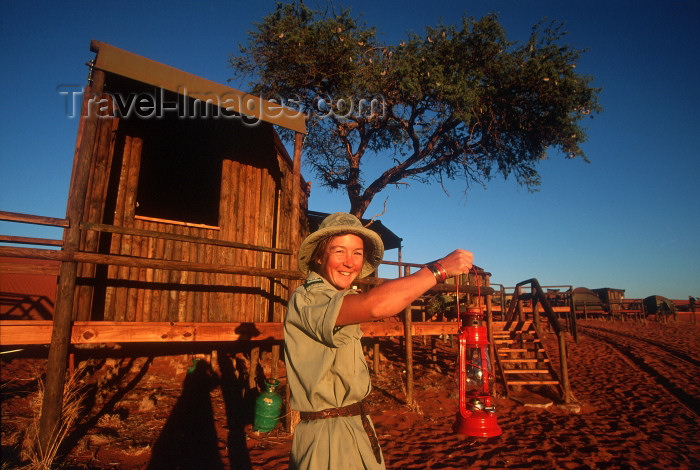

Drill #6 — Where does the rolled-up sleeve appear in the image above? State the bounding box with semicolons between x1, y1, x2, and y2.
287;283;356;348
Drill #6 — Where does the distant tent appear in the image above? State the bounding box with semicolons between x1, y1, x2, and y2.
643;295;676;316
572;287;607;313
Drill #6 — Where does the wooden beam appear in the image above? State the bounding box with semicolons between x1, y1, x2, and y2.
82;222;293;255
0;247;494;297
0;320;460;346
490;305;571;313
0;260;60;275
0;235;63;247
0;210;69;228
0;246;305;281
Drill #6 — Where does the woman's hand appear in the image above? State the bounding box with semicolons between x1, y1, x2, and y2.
437;249;474;277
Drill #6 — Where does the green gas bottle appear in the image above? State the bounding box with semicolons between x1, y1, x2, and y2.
253;379;282;432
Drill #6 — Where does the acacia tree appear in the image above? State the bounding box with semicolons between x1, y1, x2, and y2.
230;1;601;217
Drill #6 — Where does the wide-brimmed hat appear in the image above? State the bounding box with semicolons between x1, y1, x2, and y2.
298;212;384;278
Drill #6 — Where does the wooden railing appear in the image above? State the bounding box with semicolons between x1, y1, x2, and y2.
1;208;498;426
0;320;460;346
0;210;67;247
503;278;574;403
1;210;492;343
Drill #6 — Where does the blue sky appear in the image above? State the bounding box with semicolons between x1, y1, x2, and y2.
1;1;698;300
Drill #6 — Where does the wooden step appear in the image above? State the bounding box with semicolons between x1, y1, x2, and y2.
493;321;533;330
507;380;560;385
494;328;533;335
503;369;551;374
498;349;544;354
494;318;564;399
494;335;541;342
498;348;528;354
499;358;550;364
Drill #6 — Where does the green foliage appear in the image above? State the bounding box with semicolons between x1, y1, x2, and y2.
230;1;602;217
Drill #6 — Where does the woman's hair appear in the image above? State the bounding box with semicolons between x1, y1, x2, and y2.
309;233;368;273
309;236;334;273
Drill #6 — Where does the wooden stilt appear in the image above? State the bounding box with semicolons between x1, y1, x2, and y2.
290;132;303;263
373;340;380;375
284;131;304;433
249;346;260;390
38;69;104;454
271;344;280;379
403;265;414;405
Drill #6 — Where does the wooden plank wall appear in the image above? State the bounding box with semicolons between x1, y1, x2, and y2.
72;100;303;324
74;103;119;321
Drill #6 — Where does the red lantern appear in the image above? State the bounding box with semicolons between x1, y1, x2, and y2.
453;307;502;437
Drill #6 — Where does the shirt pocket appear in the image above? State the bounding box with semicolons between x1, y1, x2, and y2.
334;337;366;378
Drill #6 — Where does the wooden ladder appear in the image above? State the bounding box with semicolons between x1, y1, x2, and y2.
492;320;564;401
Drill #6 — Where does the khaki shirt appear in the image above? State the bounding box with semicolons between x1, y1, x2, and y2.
284;272;385;469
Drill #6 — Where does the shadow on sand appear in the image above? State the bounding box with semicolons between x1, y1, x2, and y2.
147;352;264;470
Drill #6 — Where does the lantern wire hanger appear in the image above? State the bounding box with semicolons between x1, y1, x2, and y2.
455;265;483;318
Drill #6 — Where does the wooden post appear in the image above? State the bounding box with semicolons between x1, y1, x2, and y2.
38;69;104;453
372;340;380;375
249;347;260;390
290;132;303;262
271;344;280;379
422;308;427;346
500;288;507;322
568;292;577;341
533;300;541;336
485;294;497;397
403;265;414;405
285;132;303;434
557;331;572;404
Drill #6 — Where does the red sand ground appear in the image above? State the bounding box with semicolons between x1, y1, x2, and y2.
2;316;699;469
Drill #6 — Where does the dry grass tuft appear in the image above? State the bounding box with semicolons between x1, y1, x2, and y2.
19;367;88;470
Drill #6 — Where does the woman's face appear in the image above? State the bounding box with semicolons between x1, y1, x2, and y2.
317;234;365;290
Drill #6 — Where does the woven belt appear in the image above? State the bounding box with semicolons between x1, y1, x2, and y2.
299;400;382;464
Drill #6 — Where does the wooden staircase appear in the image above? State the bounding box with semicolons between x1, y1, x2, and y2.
492;320;564;402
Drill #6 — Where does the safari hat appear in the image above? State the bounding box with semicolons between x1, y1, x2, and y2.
298;212;384;278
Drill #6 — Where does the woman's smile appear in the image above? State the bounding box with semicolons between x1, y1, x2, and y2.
318;234;364;289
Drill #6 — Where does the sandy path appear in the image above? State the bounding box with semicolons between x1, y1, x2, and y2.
2;318;699;469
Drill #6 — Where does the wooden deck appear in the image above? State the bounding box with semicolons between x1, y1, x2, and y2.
0;320;461;346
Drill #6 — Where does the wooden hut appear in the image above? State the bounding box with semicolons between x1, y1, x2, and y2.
70;40;308;325
592;287;626;316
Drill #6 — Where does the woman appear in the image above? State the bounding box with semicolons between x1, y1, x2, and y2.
284;212;473;469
